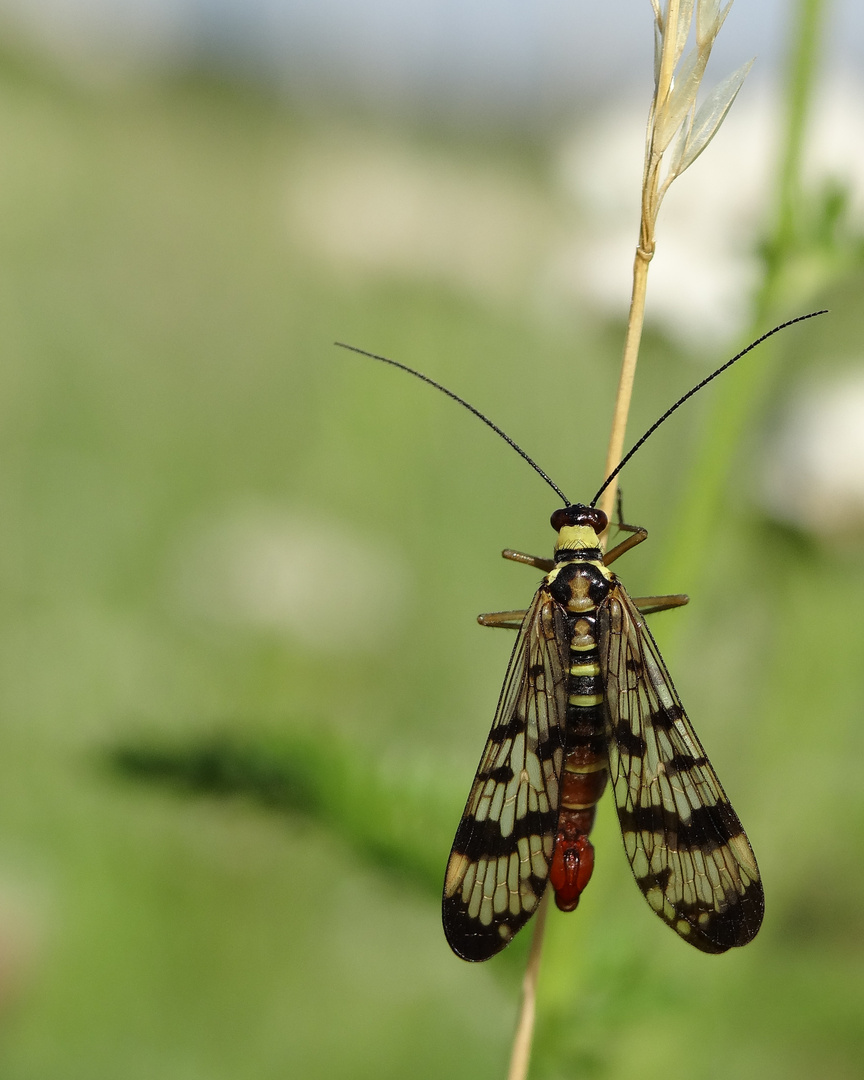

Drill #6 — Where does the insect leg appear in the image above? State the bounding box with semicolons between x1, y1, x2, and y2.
613;487;645;535
603;488;649;564
630;593;689;614
502;549;555;572
476;609;527;630
615;486;626;528
604;528;648;565
606;497;685;609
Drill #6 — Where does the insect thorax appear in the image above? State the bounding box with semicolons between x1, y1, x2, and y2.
553;522;605;559
545;556;613;613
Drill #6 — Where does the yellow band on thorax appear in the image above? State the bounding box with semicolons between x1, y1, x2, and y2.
554;524;600;552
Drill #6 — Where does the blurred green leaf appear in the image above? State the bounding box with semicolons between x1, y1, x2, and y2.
110;730;453;896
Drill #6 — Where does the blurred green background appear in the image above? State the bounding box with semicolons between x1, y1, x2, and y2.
0;6;861;1080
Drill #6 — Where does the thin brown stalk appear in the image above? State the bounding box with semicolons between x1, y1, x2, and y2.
599;250;652;525
506;890;550;1080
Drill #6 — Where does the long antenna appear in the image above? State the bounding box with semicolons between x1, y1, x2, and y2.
338;310;827;511
335;341;571;504
589;310;828;507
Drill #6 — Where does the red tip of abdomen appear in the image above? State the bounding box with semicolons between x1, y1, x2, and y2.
549;828;595;912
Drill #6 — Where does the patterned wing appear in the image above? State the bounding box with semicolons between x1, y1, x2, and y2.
442;589;569;961
599;585;764;953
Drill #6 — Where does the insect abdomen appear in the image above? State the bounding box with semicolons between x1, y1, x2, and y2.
548;564;611;912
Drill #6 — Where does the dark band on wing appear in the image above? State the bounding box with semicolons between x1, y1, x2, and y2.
442;873;547;962
452;806;557;853
618;799;743;850
632;871;764;953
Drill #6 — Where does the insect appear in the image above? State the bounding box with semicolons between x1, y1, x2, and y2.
337;310;823;962
443;499;761;960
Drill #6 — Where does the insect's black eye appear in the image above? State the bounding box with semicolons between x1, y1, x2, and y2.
584;507;608;533
550;507;571;531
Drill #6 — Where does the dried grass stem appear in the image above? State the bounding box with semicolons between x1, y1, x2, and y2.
506;891;550;1080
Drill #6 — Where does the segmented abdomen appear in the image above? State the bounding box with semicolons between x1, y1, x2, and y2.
547;560;611;910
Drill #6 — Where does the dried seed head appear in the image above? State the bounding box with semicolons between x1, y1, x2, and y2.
643;0;753;255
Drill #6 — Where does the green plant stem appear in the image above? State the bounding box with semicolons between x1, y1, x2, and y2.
762;0;830;308
658;0;831;594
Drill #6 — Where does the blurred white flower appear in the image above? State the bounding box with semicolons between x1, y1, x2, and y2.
169;505;410;649
286;131;556;308
762;367;864;536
